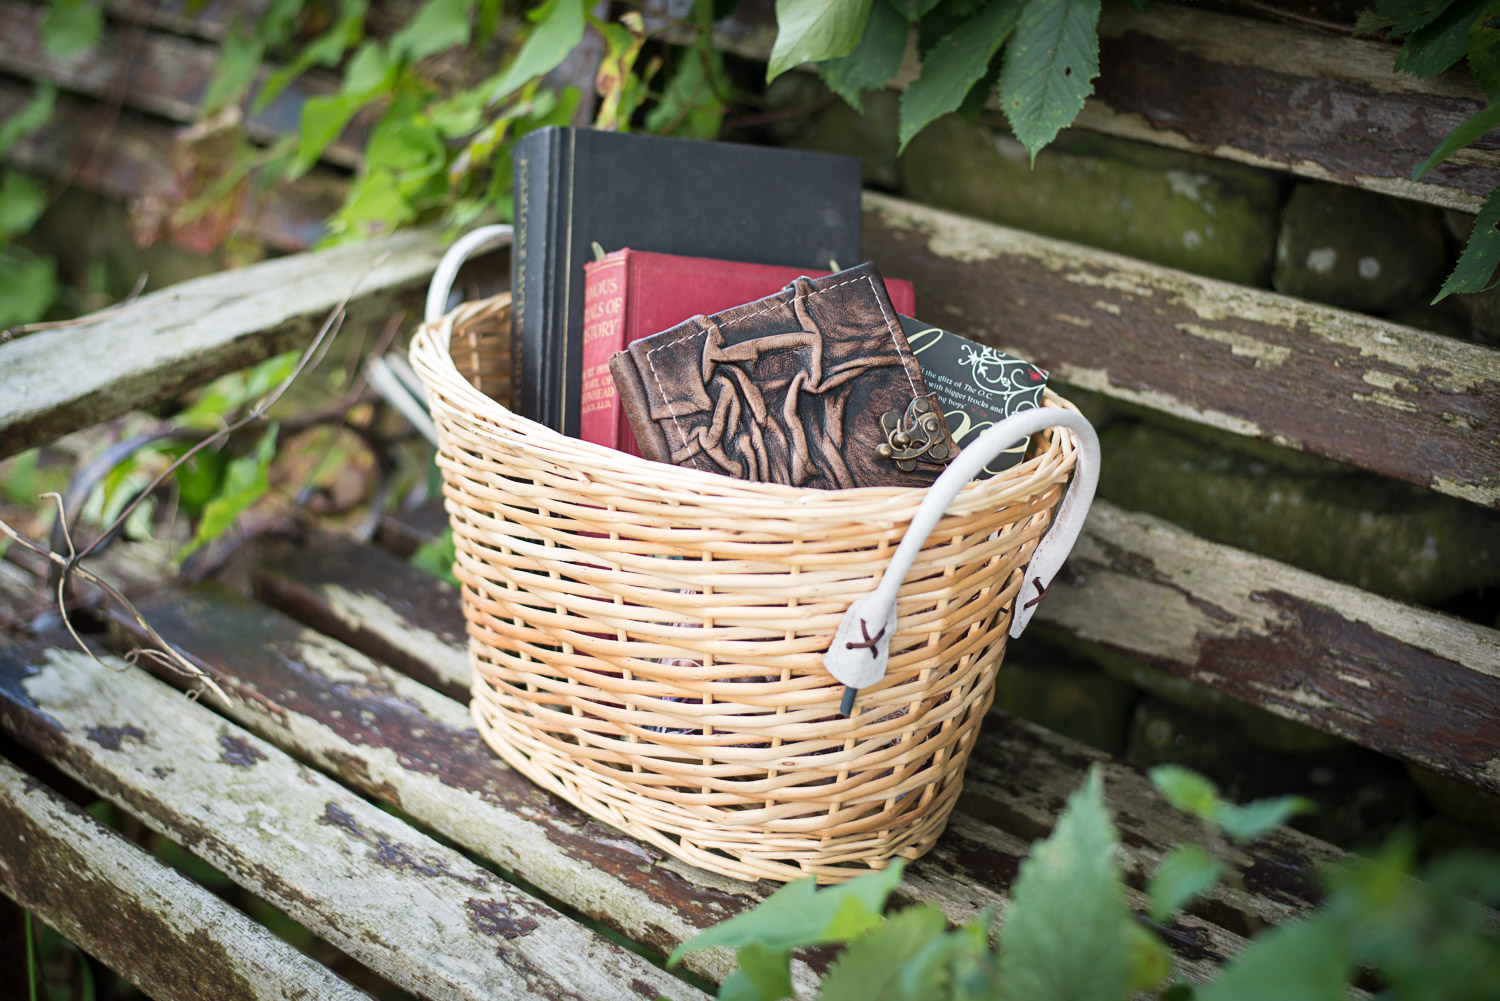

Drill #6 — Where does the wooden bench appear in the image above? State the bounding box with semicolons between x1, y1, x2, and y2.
3;1;1499;997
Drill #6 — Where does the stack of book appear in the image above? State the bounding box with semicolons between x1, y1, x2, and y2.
510;127;1047;485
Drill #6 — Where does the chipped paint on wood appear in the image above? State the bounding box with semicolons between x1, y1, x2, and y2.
0;645;706;1001
863;192;1500;508
0;756;371;1001
1034;501;1500;792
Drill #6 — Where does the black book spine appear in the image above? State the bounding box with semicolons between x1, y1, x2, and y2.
545;129;576;436
510;128;553;422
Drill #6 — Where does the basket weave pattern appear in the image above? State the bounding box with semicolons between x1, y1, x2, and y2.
411;293;1082;883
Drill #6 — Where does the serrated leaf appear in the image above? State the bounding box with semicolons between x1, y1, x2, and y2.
1149;765;1222;821
816;903;948;1001
720;942;794;1001
1147;845;1224;922
1212;796;1314;843
1468;2;1500;96
996;767;1133;1001
819;0;908;111
0;83;56;158
768;0;875;80
1395;0;1485;75
391;0;477;62
42;0;103;56
1194;917;1350;1001
897;0;1023;150
490;0;587;103
203;27;264;113
0;172;47;239
180;425;278;560
668;860;905;965
998;0;1102;162
1362;0;1460;34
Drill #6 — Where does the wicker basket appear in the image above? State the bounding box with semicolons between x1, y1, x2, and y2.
410;227;1099;883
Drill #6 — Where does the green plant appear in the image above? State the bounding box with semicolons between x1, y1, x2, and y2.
672;765;1500;1000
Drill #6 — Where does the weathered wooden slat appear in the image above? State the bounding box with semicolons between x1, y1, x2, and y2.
1034;500;1500;793
0;754;374;1001
863;192;1500;509
0;641;707;1001
108;583;1271;984
0;224;460;459
106;0;273;41
0;79;341;251
0;0;362;167
251;538;1347;926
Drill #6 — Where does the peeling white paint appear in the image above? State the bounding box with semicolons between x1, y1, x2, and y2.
1177;323;1291;369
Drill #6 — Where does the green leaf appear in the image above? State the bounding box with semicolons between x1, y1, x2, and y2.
819;0;909;111
203;27;264;113
1212;796;1314;843
668;860;905;966
889;0;944;19
998;0;1102;162
1357;0;1460;35
391;0;477;62
1435;185;1500;300
1394;0;1485;75
0;247;58;329
1147;845;1224;922
1413;101;1500;179
410;528;458;585
1467;2;1500;97
1149;765;1223;821
1126;921;1172;992
719;942;794;1001
42;0;104;56
996;767;1133;1001
768;0;876;81
490;0;587;104
816;903;948;1001
898;0;1023;150
1195;917;1350;1001
0;172;47;238
0;83;56;159
174;446;229;517
643;46;727;138
257;0;369;111
180;425;279;561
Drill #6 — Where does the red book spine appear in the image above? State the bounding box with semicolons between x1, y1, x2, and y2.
579;252;629;449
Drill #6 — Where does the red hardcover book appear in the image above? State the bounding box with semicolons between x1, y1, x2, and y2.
580;249;916;453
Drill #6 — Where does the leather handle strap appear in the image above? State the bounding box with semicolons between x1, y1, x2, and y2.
425;224;514;325
824;408;1100;696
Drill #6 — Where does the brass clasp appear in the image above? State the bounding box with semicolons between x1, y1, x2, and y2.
877;396;955;471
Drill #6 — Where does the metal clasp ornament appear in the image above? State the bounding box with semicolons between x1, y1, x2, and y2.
878;396;956;471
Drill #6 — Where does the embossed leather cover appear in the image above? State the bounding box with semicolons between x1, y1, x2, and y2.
608;263;954;489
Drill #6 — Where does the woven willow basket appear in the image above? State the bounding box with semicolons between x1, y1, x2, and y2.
410;227;1097;883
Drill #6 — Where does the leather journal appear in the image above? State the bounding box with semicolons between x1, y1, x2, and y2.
608;263;957;490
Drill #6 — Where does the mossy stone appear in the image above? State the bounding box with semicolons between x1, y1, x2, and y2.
779;87;902;191
894;116;1282;285
1096;420;1500;605
1273;181;1447;313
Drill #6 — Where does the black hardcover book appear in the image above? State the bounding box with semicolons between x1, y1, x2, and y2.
510;127;862;437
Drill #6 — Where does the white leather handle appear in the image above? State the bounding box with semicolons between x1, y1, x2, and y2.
824;408;1100;700
425;224;514;325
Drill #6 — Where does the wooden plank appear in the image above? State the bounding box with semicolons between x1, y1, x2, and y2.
106;584;1269;984
106;0;273;41
0;0;362;167
0;224;459;459
0;754;375;1001
251;538;1346;928
1033;500;1500;794
1078;3;1491;214
862;192;1500;509
0;641;708;1001
0;79;341;251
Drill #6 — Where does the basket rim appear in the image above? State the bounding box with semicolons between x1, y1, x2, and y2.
409;292;1081;510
